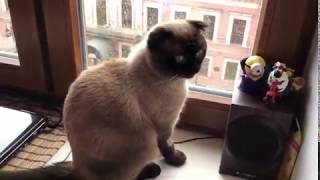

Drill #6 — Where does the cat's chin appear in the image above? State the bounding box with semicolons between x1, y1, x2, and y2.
178;73;197;79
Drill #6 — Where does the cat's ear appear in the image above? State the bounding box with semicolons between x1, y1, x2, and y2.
147;27;172;50
188;20;207;31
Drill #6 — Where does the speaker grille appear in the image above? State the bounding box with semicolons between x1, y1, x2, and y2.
226;116;282;163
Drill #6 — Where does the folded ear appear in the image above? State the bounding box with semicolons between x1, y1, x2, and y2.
188;20;207;31
147;27;172;50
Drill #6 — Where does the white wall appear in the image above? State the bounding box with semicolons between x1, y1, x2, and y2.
291;32;318;180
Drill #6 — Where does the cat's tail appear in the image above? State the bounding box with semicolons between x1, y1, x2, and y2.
0;161;75;180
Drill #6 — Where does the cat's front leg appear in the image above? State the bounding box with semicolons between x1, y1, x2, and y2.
157;132;187;166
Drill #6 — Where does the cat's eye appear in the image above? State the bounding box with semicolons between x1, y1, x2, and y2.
175;55;186;64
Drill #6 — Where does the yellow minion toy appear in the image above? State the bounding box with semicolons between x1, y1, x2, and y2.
239;55;268;96
241;55;266;81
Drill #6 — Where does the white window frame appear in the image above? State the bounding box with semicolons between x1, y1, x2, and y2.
0;0;7;12
170;5;191;20
118;42;133;58
200;10;220;43
119;0;133;29
226;13;251;47
192;0;259;9
221;58;240;80
199;56;213;77
143;1;162;31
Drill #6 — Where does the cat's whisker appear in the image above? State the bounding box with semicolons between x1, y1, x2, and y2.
153;74;178;87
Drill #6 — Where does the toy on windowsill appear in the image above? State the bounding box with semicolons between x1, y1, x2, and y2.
239;55;268;96
263;62;305;105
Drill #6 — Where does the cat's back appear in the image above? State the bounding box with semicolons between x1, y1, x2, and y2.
68;59;127;98
63;59;130;116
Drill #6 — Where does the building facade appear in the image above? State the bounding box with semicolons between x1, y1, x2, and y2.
83;0;262;91
0;0;262;91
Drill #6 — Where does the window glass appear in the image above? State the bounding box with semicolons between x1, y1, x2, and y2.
230;18;246;45
174;11;186;20
121;44;131;58
147;7;158;30
96;0;106;26
81;0;262;94
122;0;132;28
0;0;19;65
203;15;215;40
224;61;238;80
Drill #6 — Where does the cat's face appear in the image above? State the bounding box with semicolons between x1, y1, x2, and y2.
147;20;207;78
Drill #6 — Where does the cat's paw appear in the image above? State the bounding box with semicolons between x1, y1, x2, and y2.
137;162;161;180
164;149;187;166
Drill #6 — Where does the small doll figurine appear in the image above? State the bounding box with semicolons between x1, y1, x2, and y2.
239;55;268;96
263;62;305;104
263;62;289;104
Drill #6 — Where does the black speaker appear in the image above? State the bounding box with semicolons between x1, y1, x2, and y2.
219;87;295;179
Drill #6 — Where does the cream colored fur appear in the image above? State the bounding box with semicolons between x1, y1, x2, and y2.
63;30;188;180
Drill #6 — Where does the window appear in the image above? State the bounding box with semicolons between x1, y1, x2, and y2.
230;19;246;45
227;14;251;47
174;11;186;20
144;2;161;31
198;57;212;77
201;11;220;42
96;0;107;26
0;0;19;66
0;0;313;130
121;0;132;28
81;0;263;94
170;5;191;20
222;59;239;80
119;43;131;58
203;15;215;40
146;7;158;30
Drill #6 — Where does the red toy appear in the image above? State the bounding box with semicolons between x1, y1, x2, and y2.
263;80;283;104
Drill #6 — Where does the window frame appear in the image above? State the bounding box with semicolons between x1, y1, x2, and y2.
118;42;133;58
200;10;220;43
221;59;240;81
0;0;315;134
143;1;161;31
226;13;251;47
170;5;191;20
119;0;133;29
45;0;316;133
0;0;50;93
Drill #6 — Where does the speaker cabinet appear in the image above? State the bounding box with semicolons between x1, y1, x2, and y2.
219;87;295;180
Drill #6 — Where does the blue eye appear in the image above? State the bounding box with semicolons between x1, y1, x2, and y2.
175;55;186;64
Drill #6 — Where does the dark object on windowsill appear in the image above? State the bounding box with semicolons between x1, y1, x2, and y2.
219;86;296;180
0;107;48;167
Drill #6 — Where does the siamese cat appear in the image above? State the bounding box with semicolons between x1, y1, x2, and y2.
0;20;207;180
